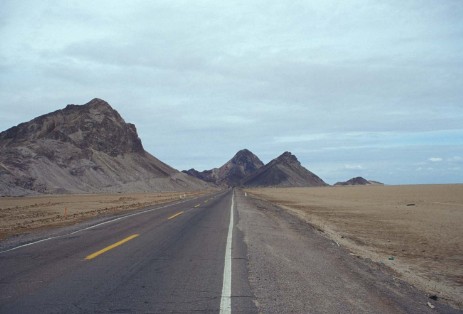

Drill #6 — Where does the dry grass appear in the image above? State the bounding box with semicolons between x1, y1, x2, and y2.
0;191;209;241
247;185;463;307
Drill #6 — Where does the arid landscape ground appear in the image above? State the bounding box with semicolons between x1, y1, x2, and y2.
1;185;462;311
247;184;463;308
0;191;209;241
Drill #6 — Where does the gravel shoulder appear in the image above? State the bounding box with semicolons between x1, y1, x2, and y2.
246;185;463;310
236;189;460;313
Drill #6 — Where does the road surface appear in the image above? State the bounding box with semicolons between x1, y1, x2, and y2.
0;189;459;313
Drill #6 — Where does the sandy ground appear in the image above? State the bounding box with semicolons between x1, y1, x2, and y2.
246;185;463;308
0;191;210;241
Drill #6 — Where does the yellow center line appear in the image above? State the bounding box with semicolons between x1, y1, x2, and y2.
168;211;184;220
85;234;139;260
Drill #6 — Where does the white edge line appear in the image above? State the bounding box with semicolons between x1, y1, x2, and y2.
220;189;234;314
0;193;217;254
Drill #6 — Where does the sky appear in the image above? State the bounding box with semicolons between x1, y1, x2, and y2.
1;0;462;185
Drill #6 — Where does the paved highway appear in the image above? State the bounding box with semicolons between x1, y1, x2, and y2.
0;189;459;313
0;189;254;313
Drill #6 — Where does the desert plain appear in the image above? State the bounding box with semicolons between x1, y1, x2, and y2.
0;191;208;241
247;184;463;308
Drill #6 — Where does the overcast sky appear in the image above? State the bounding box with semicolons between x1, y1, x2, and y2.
1;1;462;184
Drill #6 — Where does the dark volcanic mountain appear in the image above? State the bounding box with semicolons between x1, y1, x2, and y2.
334;177;384;186
0;98;210;195
183;149;264;187
216;149;264;186
241;152;327;187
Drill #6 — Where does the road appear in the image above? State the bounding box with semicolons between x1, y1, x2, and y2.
0;189;459;313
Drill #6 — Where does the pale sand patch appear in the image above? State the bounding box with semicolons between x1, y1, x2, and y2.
0;190;211;241
246;185;463;308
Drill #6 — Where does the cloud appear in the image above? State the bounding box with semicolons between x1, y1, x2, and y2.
429;157;443;162
344;164;364;170
448;156;462;163
1;1;462;184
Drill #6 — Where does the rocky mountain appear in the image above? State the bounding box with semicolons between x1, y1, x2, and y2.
241;152;327;188
216;149;264;186
334;177;384;186
183;149;264;187
182;168;218;185
0;98;210;195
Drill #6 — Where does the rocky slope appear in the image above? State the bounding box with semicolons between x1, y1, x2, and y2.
182;168;218;185
0;98;210;195
334;177;384;186
241;151;327;187
183;149;264;187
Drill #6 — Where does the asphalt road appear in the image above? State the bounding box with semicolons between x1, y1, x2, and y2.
0;189;460;313
0;189;254;313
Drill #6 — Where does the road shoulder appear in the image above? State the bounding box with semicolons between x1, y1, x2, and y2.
235;189;460;313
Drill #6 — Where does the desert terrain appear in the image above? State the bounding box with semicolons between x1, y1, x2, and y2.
247;184;463;308
0;191;209;241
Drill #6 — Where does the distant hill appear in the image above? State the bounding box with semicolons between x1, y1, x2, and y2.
216;149;265;186
182;168;218;185
241;152;327;188
0;98;210;195
334;177;384;186
183;149;264;187
184;150;327;188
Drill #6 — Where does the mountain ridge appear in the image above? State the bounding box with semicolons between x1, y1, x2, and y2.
184;150;327;188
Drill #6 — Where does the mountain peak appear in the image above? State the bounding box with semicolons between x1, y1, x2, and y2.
183;149;264;187
217;149;264;186
64;98;121;121
233;148;252;158
64;98;112;112
88;97;110;106
242;152;327;188
50;98;143;156
230;149;262;165
276;151;299;164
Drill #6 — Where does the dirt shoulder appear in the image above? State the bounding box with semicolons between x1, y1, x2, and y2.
0;190;212;241
246;185;463;309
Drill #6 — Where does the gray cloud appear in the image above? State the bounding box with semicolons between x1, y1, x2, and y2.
1;0;462;184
